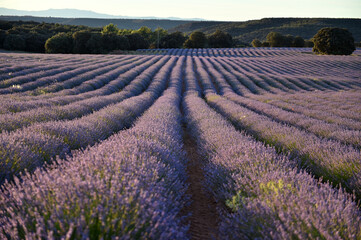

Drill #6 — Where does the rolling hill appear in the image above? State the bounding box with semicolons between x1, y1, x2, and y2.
0;14;360;43
170;18;361;43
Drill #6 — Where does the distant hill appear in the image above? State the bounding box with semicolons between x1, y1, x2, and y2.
170;18;361;43
0;14;360;43
0;7;205;21
0;15;195;30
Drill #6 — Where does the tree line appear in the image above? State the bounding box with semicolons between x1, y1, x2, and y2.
251;32;313;48
0;20;358;54
251;28;357;55
0;21;233;53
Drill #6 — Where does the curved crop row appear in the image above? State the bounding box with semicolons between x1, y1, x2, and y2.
193;55;361;198
0;56;136;95
0;57;163;132
0;56;178;183
0;57;189;239
183;91;361;239
0;56;116;90
0;56;160;114
200;57;361;146
227;94;361;147
0;54;101;81
207;93;361;198
252;91;361;123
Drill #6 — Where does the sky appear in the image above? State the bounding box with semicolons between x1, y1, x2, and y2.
0;0;360;21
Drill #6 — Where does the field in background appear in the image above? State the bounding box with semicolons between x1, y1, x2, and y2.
0;48;360;239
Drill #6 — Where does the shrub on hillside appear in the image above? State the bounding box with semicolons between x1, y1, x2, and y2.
312;27;355;55
24;32;48;52
45;32;73;53
125;33;149;50
102;33;130;51
73;30;92;54
208;30;233;48
101;23;119;35
293;36;305;48
159;31;186;48
3;34;26;51
86;33;105;53
266;32;284;47
251;39;262;47
184;31;207;48
0;30;6;48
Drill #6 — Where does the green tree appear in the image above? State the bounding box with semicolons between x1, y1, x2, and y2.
126;33;149;50
151;27;168;48
184;31;207;48
312;27;355;55
266;32;284;47
133;26;152;42
3;34;26;51
283;35;294;47
0;30;6;48
251;39;262;47
118;29;133;35
102;33;130;51
101;23;119;35
159;31;186;48
25;32;48;52
45;32;73;53
73;30;92;53
292;36;305;47
86;33;105;53
261;41;270;47
208;30;233;48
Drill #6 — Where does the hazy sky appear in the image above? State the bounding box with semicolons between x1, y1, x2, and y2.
1;0;360;21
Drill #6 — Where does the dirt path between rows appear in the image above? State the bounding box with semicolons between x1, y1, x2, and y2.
183;129;219;240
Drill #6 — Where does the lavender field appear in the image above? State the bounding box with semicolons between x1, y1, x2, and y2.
0;48;361;239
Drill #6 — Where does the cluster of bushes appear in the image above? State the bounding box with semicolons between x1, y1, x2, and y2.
0;20;94;53
184;30;233;48
312;27;356;55
251;32;312;48
251;28;356;55
0;20;357;55
0;20;234;53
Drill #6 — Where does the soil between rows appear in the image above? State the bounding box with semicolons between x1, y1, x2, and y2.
183;128;219;240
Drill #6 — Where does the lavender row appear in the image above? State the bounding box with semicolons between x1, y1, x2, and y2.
253;91;361;119
138;48;361;81
29;56;140;97
183;91;361;239
0;55;113;88
201;57;361;133
224;57;359;91
227;94;361;147
0;56;177;183
0;65;63;87
139;47;311;57
228;56;361;84
0;56;136;95
0;55;111;88
216;56;329;95
227;57;355;91
0;56;160;114
193;55;361;197
253;93;361;129
0;57;165;132
0;54;96;80
0;58;189;238
206;93;361;198
199;57;361;146
213;57;301;94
